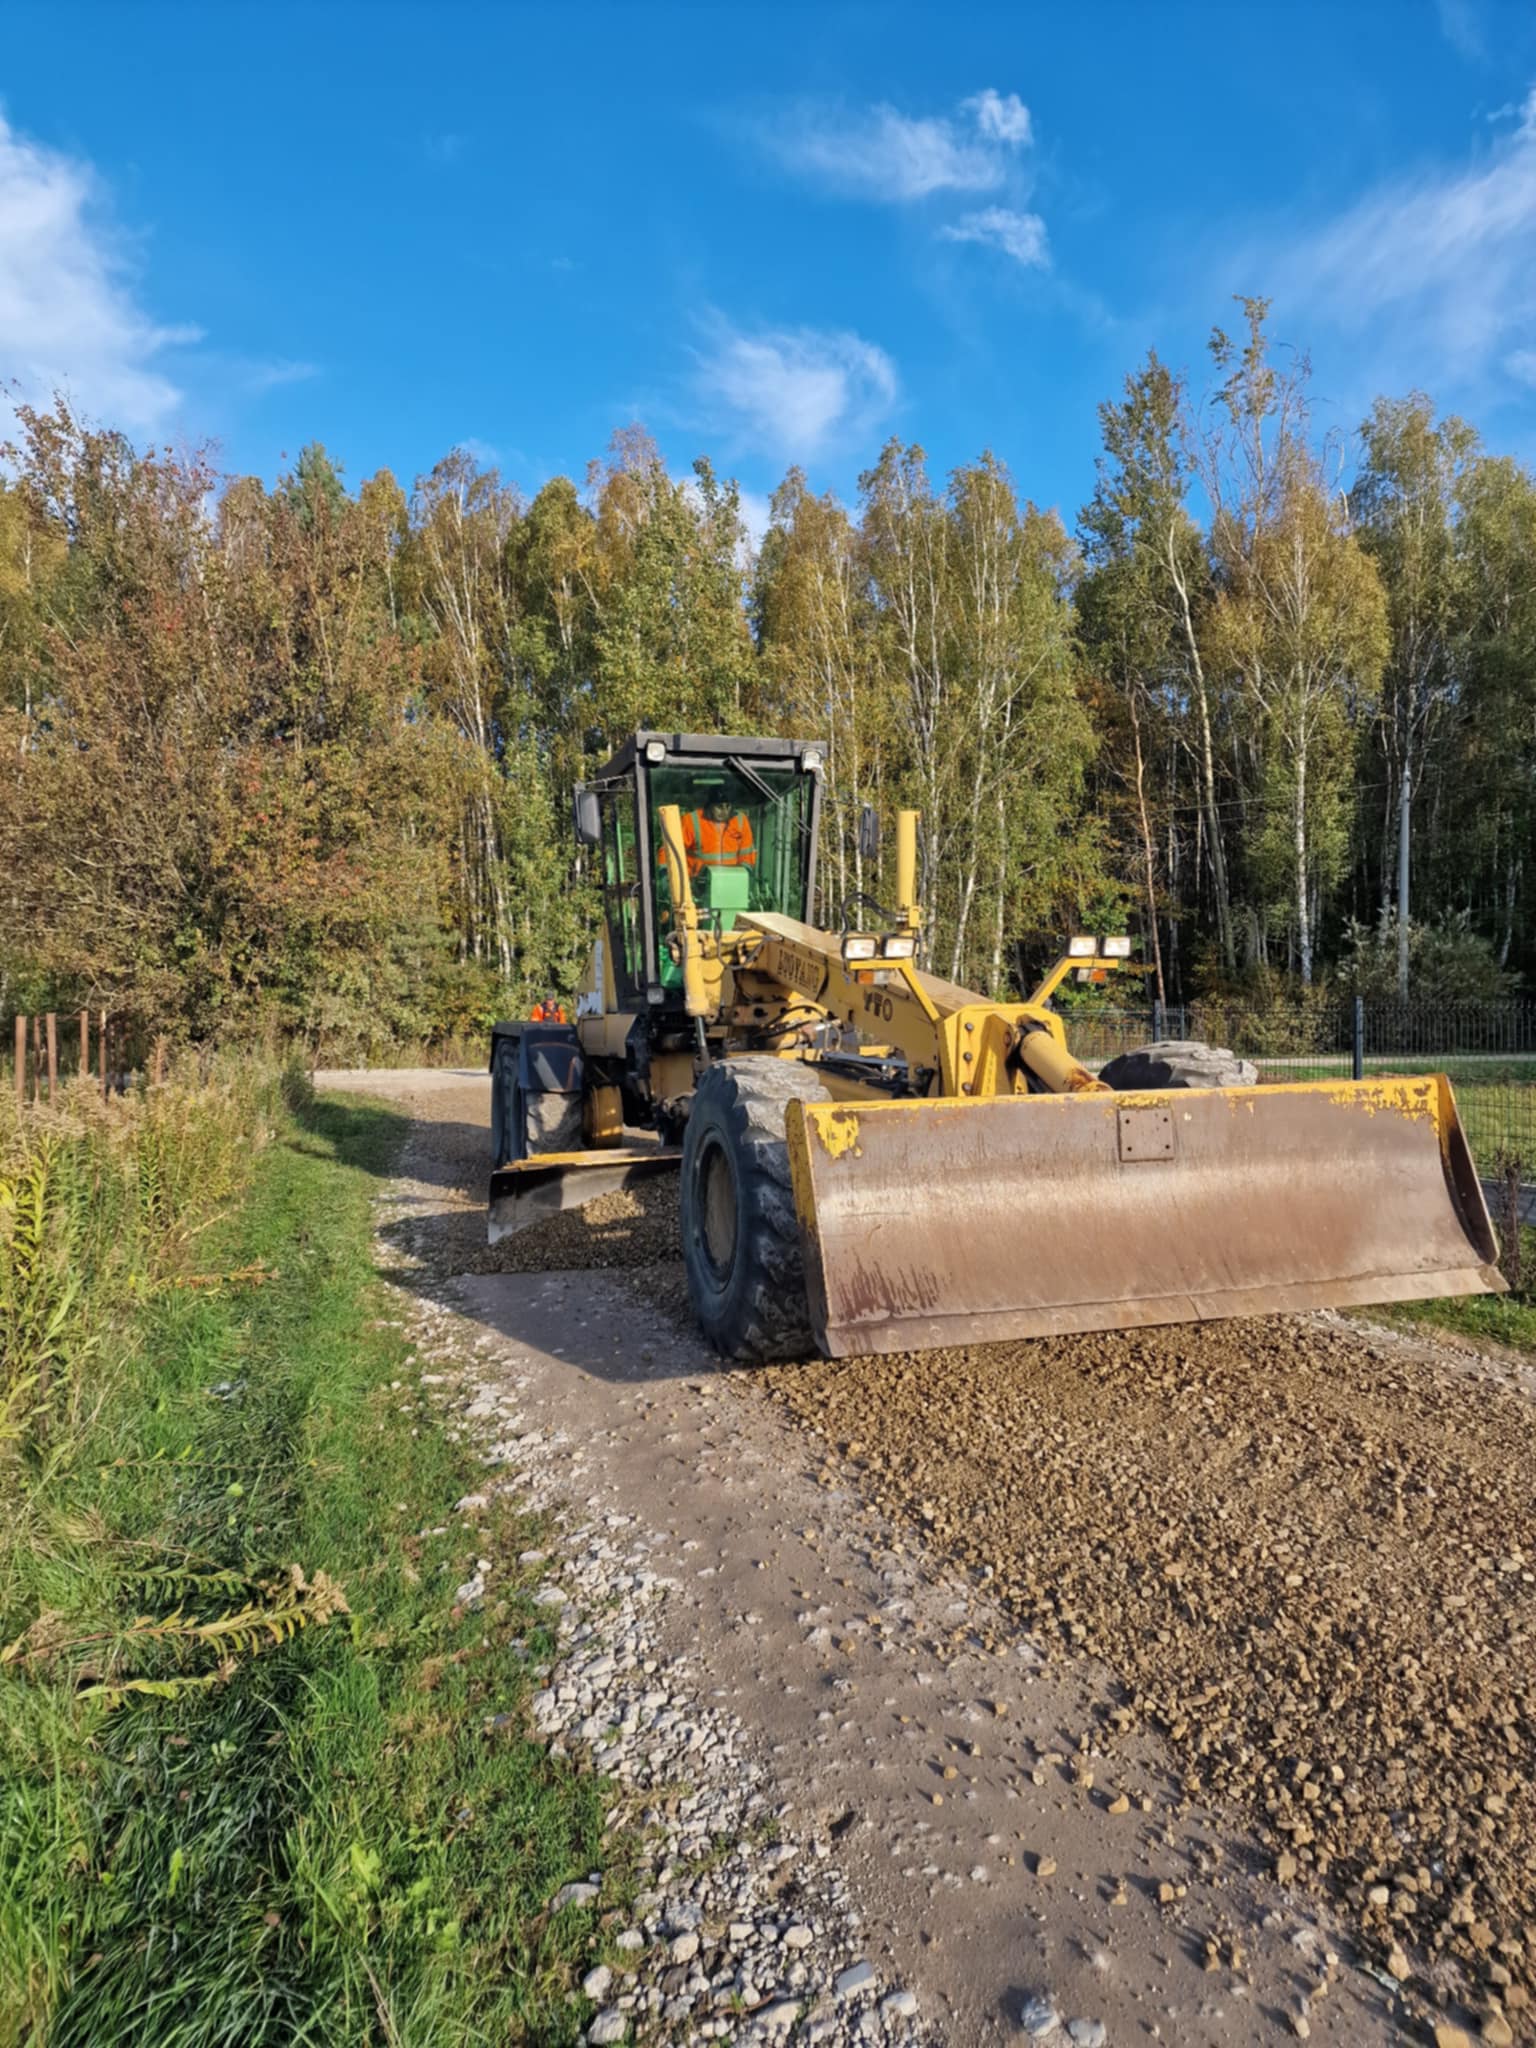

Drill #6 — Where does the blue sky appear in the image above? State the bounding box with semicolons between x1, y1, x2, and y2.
4;0;1536;536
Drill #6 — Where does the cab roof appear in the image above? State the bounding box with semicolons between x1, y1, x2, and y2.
596;731;826;780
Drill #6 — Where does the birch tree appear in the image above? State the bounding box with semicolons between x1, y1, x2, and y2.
1353;396;1474;993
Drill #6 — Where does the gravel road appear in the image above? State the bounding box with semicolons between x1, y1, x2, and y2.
325;1067;1534;2046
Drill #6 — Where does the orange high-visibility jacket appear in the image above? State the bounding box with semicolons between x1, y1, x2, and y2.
678;809;755;879
530;1001;567;1024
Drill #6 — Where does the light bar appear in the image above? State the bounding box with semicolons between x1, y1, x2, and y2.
643;739;666;763
802;748;824;773
1067;935;1096;957
842;935;878;962
1102;935;1132;958
881;934;917;958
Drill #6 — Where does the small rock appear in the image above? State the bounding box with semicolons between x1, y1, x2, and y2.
1386;1946;1411;1982
783;1925;813;1949
551;1881;600;1911
1481;2020;1514;2048
588;2012;627;2045
582;1964;612;2001
1018;1993;1061;2039
670;1931;699;1963
1291;2018;1311;2042
882;1989;919;2018
1035;1856;1057;1878
760;2000;801;2030
835;1961;877;2000
615;1928;643;1951
1434;2028;1473;2048
1068;2021;1107;2048
1275;1851;1298;1882
1367;1885;1390;1907
1106;1794;1130;1816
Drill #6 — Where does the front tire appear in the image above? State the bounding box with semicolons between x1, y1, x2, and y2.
1099;1039;1258;1090
681;1057;829;1363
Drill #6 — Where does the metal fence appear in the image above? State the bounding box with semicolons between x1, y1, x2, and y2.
1067;997;1536;1185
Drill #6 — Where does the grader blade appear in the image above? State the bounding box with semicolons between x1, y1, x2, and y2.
785;1077;1504;1359
487;1148;680;1245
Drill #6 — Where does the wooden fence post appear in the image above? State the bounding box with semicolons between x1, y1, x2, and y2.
100;1010;108;1100
14;1016;24;1110
32;1015;42;1106
45;1013;57;1100
79;1008;90;1078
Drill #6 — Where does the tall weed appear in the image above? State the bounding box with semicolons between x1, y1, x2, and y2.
0;1058;280;1458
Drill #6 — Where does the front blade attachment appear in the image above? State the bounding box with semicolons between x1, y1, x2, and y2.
488;1147;680;1244
785;1078;1504;1359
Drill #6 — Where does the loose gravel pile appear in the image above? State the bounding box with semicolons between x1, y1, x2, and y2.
762;1318;1536;2025
381;1148;938;2048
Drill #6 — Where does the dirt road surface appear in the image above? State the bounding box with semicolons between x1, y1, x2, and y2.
324;1068;1535;2046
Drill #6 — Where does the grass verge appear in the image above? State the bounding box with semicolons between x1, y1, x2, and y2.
1382;1222;1536;1353
3;1082;612;2046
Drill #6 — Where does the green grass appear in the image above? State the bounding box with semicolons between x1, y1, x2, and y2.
2;1089;618;2047
1380;1223;1536;1354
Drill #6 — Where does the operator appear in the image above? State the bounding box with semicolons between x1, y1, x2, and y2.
529;991;567;1024
678;797;756;881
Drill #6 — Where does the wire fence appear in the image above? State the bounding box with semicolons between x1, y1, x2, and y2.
1068;997;1536;1185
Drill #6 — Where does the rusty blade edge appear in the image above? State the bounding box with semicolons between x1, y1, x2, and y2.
816;1265;1506;1360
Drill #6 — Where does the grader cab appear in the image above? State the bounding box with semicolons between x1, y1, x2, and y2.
489;730;1503;1361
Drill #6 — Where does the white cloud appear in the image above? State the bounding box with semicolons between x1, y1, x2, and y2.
1276;85;1536;391
696;322;898;458
1507;348;1536;387
455;436;503;467
735;487;772;559
0;111;196;436
940;206;1050;268
764;87;1033;203
963;89;1032;147
1436;0;1484;60
242;357;318;395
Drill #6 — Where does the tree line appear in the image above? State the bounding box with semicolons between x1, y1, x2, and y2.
2;298;1533;1054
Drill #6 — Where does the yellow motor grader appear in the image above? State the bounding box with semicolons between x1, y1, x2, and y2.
488;730;1502;1361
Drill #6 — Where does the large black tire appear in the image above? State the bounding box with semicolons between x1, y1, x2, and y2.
491;1032;519;1164
681;1057;830;1364
1099;1038;1258;1090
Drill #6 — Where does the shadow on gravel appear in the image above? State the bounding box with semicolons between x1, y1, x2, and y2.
445;1262;745;1392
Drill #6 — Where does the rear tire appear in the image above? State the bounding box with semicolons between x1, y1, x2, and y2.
1099;1039;1258;1090
491;1032;519;1164
681;1057;830;1364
